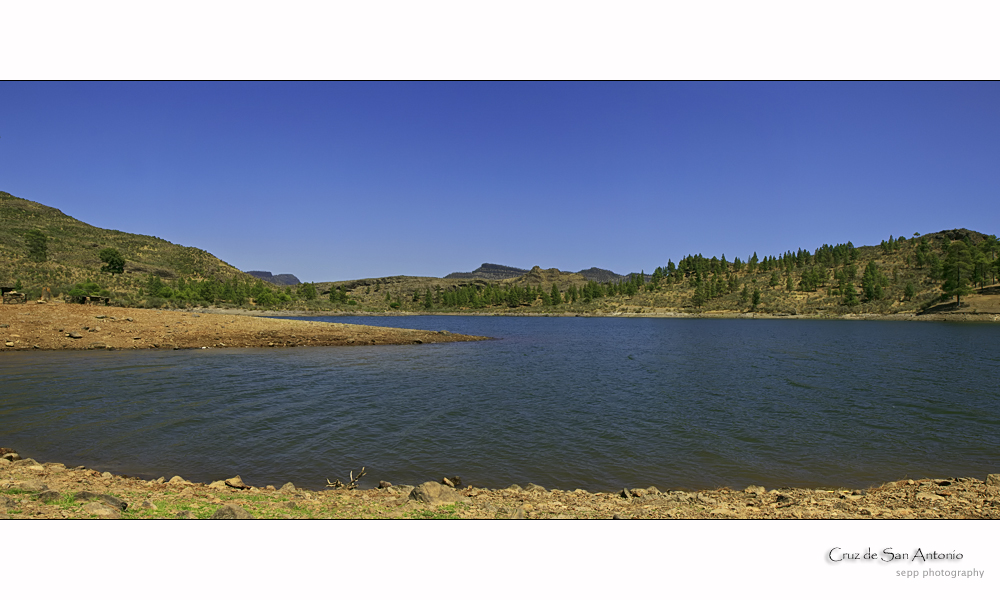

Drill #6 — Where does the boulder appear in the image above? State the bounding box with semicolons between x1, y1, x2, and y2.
175;510;195;519
208;480;227;489
168;475;190;485
18;458;40;466
377;481;392;489
210;504;255;519
225;475;250;489
17;482;48;493
409;481;468;505
986;474;1000;488
140;500;157;510
81;502;119;518
494;507;525;519
279;482;297;492
75;491;128;511
1;453;20;462
36;490;62;502
745;485;766;495
506;484;522;492
523;483;547;493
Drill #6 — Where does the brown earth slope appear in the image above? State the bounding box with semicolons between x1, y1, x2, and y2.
0;303;488;351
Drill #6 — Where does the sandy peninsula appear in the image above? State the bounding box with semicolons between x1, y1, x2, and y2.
0;302;489;351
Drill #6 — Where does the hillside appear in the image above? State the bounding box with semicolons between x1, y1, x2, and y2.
320;229;1000;318
4;191;997;318
445;263;529;280
0;191;279;308
247;271;302;286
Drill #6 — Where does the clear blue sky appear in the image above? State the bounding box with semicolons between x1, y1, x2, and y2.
1;82;998;282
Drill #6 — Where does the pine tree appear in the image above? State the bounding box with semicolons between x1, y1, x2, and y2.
842;282;859;306
692;281;707;307
551;283;561;305
861;260;887;302
941;240;974;306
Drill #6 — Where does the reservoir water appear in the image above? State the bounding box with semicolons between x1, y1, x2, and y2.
1;316;998;491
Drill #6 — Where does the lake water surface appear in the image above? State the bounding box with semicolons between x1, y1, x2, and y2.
2;316;998;491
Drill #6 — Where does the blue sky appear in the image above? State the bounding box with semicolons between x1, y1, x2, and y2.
2;82;998;282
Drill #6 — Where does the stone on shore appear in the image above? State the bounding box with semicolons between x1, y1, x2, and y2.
225;475;250;489
409;481;468;505
36;490;62;502
18;482;48;493
75;491;128;511
279;482;297;492
82;501;119;518
210;504;255;519
986;474;1000;488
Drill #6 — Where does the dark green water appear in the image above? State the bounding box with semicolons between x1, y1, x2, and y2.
1;316;997;491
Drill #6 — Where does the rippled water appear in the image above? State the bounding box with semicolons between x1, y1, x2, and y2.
2;316;998;491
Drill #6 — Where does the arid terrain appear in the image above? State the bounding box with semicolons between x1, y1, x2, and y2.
1;449;997;520
0;302;488;351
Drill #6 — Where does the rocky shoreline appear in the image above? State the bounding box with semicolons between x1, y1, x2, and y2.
2;449;997;519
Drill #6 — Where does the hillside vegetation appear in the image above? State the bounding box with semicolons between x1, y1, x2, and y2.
3;191;998;317
321;229;1000;317
0;191;288;308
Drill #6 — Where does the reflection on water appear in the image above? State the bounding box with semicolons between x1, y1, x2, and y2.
2;317;998;491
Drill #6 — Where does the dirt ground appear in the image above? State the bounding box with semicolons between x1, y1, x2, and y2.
0;302;489;351
1;449;998;519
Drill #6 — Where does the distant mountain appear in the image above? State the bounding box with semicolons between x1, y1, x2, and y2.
576;267;625;283
247;271;301;286
445;263;529;280
446;263;632;283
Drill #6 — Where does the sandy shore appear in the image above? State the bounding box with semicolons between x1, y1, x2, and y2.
0;303;489;351
1;449;997;519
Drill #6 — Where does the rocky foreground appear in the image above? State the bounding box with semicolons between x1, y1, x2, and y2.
0;303;488;351
2;450;998;519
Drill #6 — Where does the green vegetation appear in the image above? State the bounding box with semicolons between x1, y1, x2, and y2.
4;190;999;317
25;229;47;262
99;248;125;274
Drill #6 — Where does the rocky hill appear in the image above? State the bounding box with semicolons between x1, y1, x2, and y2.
445;263;529;280
0;191;273;306
247;271;301;286
576;267;625;283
